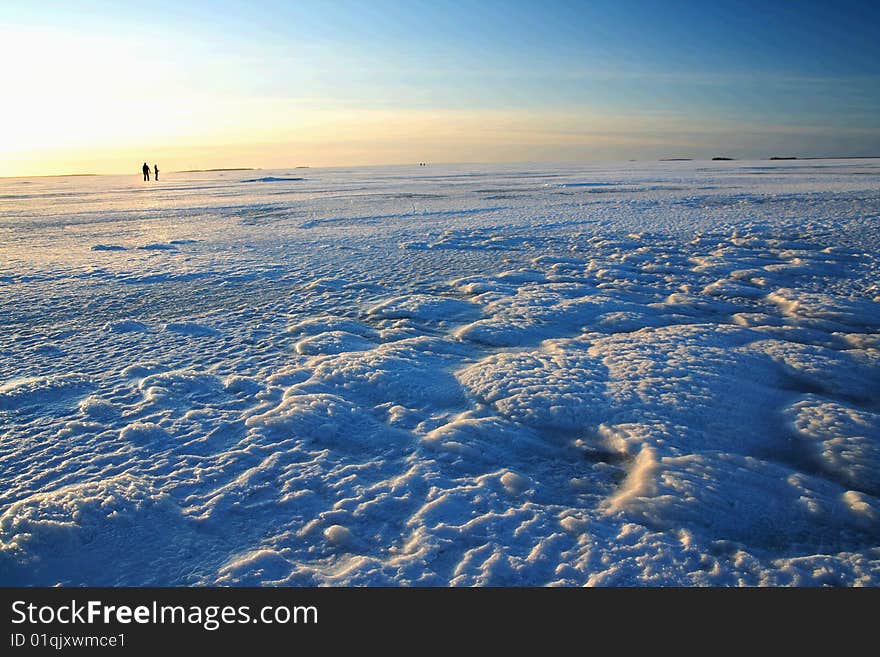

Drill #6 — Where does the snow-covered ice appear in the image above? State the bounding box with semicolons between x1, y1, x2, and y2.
1;159;879;585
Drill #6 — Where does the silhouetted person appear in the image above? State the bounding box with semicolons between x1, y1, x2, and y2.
142;162;150;181
154;164;159;181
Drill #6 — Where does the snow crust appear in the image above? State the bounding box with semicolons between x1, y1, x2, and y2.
1;160;879;585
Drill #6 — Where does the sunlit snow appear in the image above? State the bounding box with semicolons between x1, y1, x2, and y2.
1;160;879;585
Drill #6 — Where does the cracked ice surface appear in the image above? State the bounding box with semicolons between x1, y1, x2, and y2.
1;160;879;585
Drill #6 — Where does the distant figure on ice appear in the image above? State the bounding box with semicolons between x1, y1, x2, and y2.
153;164;159;181
142;162;150;181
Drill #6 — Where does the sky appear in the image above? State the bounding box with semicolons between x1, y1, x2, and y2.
1;0;879;176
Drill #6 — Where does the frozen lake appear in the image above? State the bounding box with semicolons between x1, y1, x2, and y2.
1;159;879;585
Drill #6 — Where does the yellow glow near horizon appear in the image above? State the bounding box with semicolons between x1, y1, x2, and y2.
1;91;682;177
4;24;864;178
0;25;692;177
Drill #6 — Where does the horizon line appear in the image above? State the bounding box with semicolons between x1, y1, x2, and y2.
3;155;880;180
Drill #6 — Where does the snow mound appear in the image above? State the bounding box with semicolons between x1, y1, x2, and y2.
0;374;93;411
324;524;355;547
459;344;608;432
753;339;880;401
785;395;880;493
702;278;766;299
288;315;378;339
299;337;468;408
422;415;550;460
246;391;401;449
456;287;625;347
78;395;119;420
367;294;481;322
223;375;263;397
119;421;171;444
217;549;294;585
768;288;880;329
137;369;226;404
0;476;196;585
592;325;783;449
605;448;879;550
121;362;166;379
104;320;150;333
295;331;377;355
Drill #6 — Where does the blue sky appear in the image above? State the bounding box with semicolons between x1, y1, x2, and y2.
2;0;878;174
